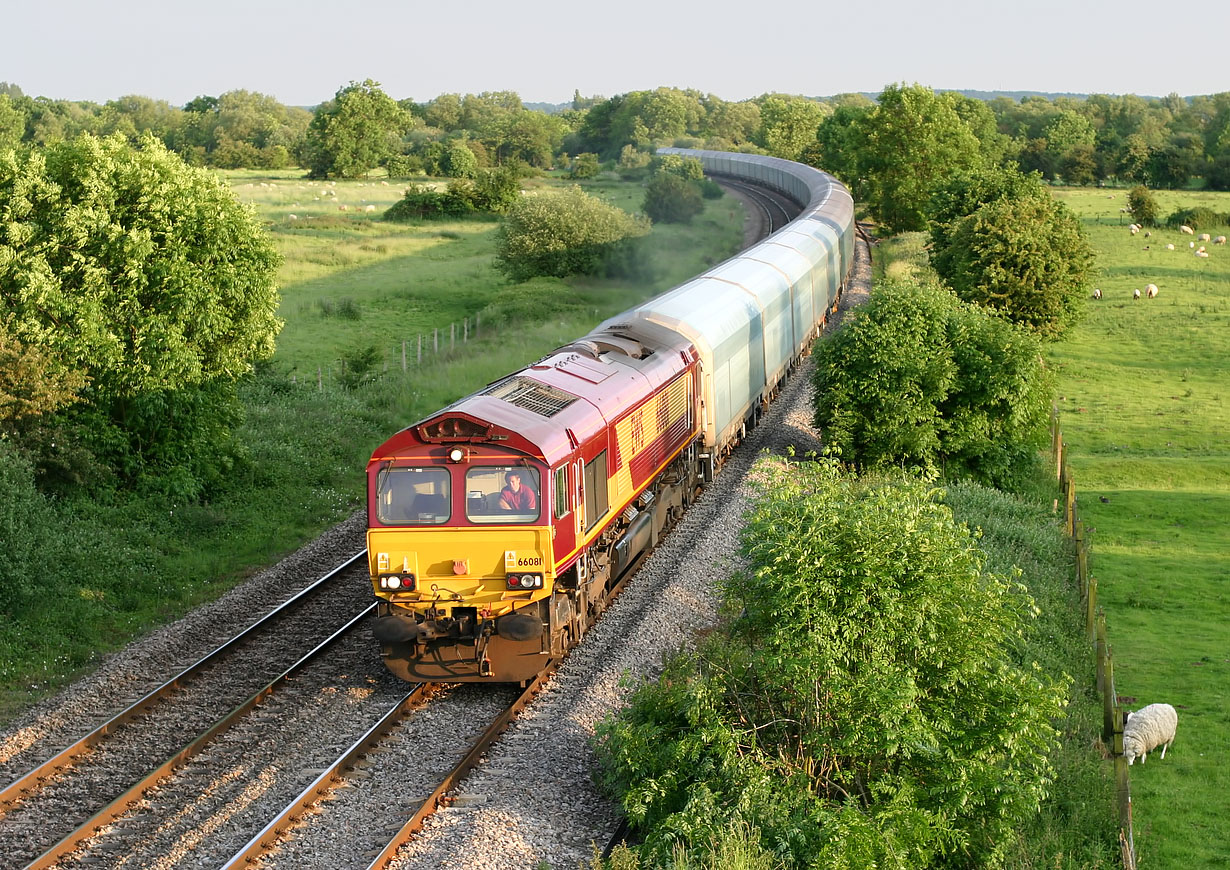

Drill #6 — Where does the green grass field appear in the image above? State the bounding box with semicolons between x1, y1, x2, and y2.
1048;188;1229;868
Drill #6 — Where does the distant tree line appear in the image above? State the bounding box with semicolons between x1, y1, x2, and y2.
4;79;1230;191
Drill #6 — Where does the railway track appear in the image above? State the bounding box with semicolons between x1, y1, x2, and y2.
0;552;372;868
715;176;802;235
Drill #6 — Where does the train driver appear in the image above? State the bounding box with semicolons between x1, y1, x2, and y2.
498;470;537;512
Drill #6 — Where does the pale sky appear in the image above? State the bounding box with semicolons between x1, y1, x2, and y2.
5;0;1228;107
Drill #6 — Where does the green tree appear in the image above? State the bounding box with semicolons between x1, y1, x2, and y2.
854;84;986;233
568;152;600;178
932;190;1094;339
496;186;649;281
0;134;281;492
0;94;25;150
813;279;1053;486
442;138;479;178
927;164;1048;259
755;94;829;161
302;79;411;178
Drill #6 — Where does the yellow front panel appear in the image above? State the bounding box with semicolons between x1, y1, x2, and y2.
368;525;551;615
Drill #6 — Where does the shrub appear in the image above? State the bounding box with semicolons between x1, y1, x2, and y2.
495;186;650;281
642;172;704;224
1127;185;1160;227
595;459;1069;868
0;441;57;612
568;153;601;179
931;189;1094;339
1166;205;1229;231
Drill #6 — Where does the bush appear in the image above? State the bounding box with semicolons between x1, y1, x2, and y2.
931;189;1094;339
1127;185;1160;227
642;172;704;224
813;279;1053;489
568;153;601;179
595;459;1069;868
1166;205;1229;231
495;186;650;281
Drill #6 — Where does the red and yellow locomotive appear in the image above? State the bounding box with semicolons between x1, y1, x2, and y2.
367;323;703;682
366;149;855;683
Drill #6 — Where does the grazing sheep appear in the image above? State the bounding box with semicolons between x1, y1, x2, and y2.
338;204;349;211
288;214;298;220
1198;233;1211;242
1092;288;1102;300
1144;231;1151;238
1197;251;1210;258
1215;236;1227;245
1129;223;1140;234
1166;243;1175;251
1123;703;1178;765
364;204;377;212
1146;283;1158;298
1180;225;1195;234
1133;288;1141;300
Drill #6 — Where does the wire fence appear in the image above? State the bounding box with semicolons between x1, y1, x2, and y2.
291;314;484;390
1051;408;1137;870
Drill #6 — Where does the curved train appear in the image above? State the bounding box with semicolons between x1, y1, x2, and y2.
365;150;856;683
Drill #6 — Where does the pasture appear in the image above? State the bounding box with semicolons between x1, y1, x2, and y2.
1048;187;1230;867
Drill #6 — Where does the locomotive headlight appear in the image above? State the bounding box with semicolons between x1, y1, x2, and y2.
380;574;415;590
448;447;466;463
506;573;543;590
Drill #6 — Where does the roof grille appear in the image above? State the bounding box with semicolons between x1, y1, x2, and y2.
482;376;578;417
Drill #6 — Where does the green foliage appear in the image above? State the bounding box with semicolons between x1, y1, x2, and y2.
0;134;280;494
643;172;704;224
0;320;85;430
442;138;478;178
927;163;1048;257
931;190;1095;339
649;154;705;181
754;94;830;161
596;459;1069;869
383;167;521;221
813;279;1053;487
0;134;281;401
0;441;56;612
1165;204;1230;230
302;79;411;178
337;344;382;390
851;84;987;233
495;186;650;281
1127;185;1160;227
568;152;601;179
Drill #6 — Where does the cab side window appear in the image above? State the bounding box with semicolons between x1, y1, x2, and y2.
553;466;569;520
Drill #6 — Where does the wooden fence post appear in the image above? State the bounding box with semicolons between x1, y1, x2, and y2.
417;334;422;365
434;328;439;354
450;322;455;350
402;340;407;372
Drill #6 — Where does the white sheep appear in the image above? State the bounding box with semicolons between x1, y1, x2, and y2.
1145;283;1158;298
288;214;298;220
1129;223;1140;234
1123;703;1178;765
1166;244;1175;251
1133;288;1141;300
364;204;377;212
1092;288;1102;300
1197;251;1210;258
1180;225;1195;235
1215;236;1227;245
1198;233;1211;242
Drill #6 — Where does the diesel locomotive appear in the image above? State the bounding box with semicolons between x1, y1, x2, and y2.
366;150;856;683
